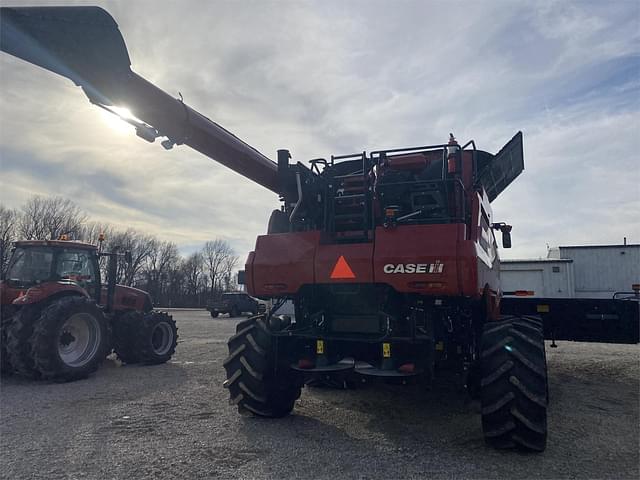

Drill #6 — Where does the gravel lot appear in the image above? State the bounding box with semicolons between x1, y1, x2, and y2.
1;309;638;480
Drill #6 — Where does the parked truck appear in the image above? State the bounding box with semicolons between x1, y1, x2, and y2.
206;292;261;318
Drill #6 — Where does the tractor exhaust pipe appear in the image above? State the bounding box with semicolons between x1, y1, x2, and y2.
0;6;279;193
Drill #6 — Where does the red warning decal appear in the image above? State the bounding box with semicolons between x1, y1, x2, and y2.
330;255;356;279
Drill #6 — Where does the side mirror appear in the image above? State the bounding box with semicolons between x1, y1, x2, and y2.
502;230;512;249
491;222;512;249
124;251;132;264
237;270;246;285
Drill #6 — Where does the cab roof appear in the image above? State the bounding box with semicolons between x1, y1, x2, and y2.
13;240;98;250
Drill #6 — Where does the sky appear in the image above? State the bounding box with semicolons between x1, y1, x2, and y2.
0;0;639;261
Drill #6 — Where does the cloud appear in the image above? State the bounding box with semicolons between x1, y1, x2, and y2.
1;0;638;262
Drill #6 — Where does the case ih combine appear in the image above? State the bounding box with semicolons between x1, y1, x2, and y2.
0;238;178;381
2;7;547;450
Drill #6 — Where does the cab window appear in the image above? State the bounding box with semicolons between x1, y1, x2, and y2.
55;250;96;290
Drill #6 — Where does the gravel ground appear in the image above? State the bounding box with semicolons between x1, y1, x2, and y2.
1;309;638;480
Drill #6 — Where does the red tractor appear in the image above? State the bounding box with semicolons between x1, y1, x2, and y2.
1;7;547;450
0;239;178;381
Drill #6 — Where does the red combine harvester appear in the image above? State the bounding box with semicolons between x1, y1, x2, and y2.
1;7;547;450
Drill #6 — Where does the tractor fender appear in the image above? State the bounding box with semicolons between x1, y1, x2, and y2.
12;282;90;306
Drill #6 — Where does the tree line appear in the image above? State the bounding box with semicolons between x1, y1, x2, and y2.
0;195;240;307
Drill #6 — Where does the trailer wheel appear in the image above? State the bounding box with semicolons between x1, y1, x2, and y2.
480;315;548;451
30;297;110;382
210;311;219;318
223;315;301;417
114;311;178;365
6;305;41;378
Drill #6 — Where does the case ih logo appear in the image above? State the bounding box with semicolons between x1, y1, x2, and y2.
383;261;444;274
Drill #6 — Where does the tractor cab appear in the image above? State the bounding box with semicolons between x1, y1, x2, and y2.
4;240;101;301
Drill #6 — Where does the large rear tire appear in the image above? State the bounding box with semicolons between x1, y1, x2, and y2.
480;315;548;451
30;297;110;382
113;311;178;365
223;315;301;417
1;313;13;375
6;305;41;378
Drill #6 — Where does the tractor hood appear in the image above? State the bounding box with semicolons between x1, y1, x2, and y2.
101;284;153;312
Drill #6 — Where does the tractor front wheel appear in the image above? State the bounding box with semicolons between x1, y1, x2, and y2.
223;315;301;417
114;311;178;365
480;315;548;451
30;296;110;382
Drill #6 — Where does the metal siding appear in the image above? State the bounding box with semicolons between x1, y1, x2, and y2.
500;260;574;298
559;246;640;299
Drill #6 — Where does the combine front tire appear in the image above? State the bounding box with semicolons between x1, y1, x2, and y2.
113;311;178;365
480;315;548;451
30;297;110;382
223;315;301;417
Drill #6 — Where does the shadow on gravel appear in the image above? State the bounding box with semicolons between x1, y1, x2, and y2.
308;377;486;446
0;357;189;402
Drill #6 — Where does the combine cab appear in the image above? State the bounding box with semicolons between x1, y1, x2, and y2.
0;239;178;381
0;6;558;450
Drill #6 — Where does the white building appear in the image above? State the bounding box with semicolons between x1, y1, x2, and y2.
501;243;639;299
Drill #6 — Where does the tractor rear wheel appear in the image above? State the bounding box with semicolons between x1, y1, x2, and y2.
113;311;178;365
1;314;13;375
480;315;548;451
6;305;41;378
223;315;301;417
30;296;110;382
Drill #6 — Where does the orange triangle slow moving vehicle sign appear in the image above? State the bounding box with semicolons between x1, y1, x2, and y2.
330;255;356;279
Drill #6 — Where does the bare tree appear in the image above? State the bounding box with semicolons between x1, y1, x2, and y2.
202;239;235;297
78;221;113;246
0;205;19;276
221;254;239;292
3;194;247;306
18;196;87;240
183;251;205;299
143;240;180;303
105;229;156;286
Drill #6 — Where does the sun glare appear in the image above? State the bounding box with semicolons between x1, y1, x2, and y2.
97;106;136;134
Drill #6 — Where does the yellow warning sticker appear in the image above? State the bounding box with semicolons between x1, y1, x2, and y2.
316;339;324;354
382;342;391;358
435;341;444;351
536;304;550;313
